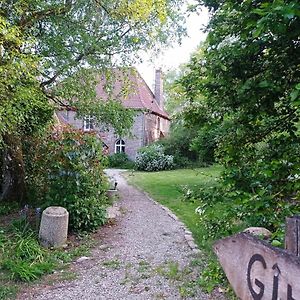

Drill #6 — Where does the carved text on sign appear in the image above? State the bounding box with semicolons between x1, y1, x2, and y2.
214;233;300;300
247;254;295;300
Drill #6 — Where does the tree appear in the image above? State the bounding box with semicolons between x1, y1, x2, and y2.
0;0;186;202
162;47;221;165
181;0;300;201
176;0;300;291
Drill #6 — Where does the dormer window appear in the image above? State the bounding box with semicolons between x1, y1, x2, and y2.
83;116;94;131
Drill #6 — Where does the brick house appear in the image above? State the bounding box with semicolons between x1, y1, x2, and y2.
56;69;170;160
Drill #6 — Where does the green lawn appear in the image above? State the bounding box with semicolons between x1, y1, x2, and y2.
126;165;222;248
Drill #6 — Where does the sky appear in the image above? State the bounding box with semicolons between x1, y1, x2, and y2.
136;5;210;89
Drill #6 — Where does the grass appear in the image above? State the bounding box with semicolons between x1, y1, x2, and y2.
103;259;121;269
126;165;222;249
0;212;97;300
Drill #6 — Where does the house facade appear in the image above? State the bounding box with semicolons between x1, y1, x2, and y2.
56;69;170;160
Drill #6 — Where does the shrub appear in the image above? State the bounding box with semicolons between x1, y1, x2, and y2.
181;181;299;293
25;126;108;232
157;120;220;168
68;196;107;232
108;152;134;169
157;124;199;168
135;144;174;171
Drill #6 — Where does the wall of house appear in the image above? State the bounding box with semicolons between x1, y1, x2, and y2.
56;110;170;161
144;113;170;144
104;112;145;160
57;110;145;161
57;110;83;129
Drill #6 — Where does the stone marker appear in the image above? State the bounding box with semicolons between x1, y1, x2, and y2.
39;206;69;248
243;227;272;240
214;232;300;300
106;205;121;220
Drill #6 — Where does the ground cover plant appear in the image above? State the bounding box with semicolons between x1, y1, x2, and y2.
0;207;96;300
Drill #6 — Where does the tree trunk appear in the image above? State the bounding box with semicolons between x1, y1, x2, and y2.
1;134;26;204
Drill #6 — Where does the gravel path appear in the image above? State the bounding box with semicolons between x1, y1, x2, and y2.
22;169;226;300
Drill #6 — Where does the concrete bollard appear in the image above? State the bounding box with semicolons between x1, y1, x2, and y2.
39;206;69;248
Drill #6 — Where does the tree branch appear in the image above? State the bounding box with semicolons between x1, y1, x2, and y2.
20;0;73;29
40;51;88;87
43;89;72;110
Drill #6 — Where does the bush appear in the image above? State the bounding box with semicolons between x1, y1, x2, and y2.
68;196;107;232
157;124;199;168
135;144;174;171
181;181;299;293
25;126;108;232
108;152;134;169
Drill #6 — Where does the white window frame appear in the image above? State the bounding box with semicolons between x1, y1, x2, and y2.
115;139;125;153
83;115;94;131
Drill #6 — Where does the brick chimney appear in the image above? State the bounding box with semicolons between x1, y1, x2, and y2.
155;69;163;108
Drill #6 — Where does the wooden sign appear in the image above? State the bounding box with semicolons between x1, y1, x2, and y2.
214;233;300;300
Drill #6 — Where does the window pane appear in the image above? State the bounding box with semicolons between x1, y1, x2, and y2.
115;139;125;153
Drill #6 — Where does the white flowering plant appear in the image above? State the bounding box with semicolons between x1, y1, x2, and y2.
135;144;174;172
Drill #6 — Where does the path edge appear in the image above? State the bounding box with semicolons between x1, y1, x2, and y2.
120;172;201;255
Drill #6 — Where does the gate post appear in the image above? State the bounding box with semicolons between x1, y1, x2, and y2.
285;216;300;256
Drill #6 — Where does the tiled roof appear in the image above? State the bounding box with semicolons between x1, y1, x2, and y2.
95;68;170;120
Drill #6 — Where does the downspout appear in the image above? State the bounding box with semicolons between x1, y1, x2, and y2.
142;111;146;147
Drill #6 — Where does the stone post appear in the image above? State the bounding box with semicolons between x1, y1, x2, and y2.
285;216;300;256
39;206;69;248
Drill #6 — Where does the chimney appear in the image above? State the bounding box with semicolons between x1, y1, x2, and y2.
155;69;163;108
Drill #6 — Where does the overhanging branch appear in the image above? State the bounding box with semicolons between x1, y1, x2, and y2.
20;0;73;29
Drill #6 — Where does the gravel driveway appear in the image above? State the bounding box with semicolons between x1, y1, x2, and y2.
22;169;226;300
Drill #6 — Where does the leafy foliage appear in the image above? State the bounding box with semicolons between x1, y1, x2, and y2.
108;152;134;169
0;222;54;283
178;0;300;293
180;0;300;226
1;0;186;128
135;144;174;171
68;196;107;232
157;122;199;168
181;0;300;199
25;126;108;232
0;0;187;203
0;15;53;142
162;53;221;167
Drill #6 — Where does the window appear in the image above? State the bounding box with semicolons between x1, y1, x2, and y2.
83;116;94;131
115;139;125;153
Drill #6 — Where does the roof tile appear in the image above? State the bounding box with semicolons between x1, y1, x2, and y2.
95;69;170;119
